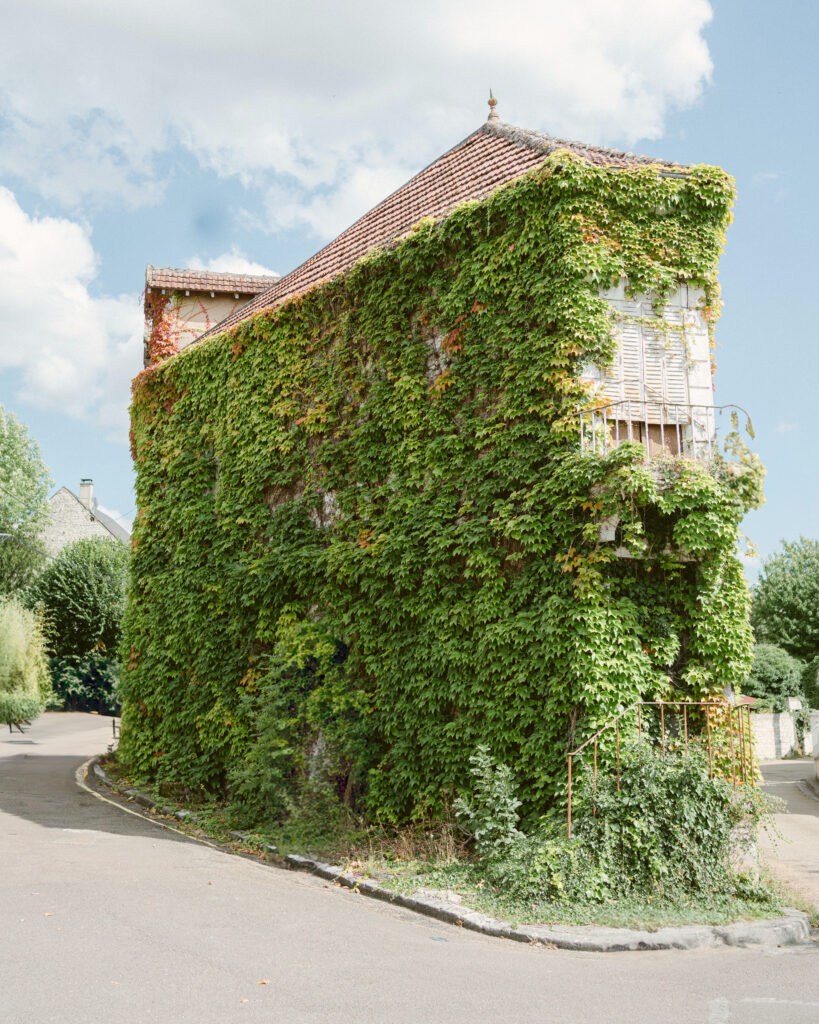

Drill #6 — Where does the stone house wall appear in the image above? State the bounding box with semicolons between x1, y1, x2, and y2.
41;488;119;558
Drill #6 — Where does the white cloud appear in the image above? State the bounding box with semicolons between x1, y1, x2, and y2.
774;422;798;434
0;187;142;439
262;159;413;242
186;247;278;278
752;170;788;204
0;1;714;236
96;503;133;534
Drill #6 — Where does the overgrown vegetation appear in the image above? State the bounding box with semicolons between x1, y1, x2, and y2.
0;597;50;728
105;740;786;929
122;150;763;827
452;744;775;908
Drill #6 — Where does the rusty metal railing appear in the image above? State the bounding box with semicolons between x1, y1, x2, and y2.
566;700;754;838
578;400;752;463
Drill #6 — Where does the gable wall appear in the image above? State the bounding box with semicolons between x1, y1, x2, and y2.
42;490;116;557
143;292;268;367
173;292;259;352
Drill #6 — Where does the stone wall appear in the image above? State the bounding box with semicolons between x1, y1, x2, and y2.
751;708;817;760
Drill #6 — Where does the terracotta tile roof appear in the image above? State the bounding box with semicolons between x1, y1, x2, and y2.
146;265;278;295
196;121;683;344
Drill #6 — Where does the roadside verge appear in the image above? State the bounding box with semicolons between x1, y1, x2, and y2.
78;755;813;953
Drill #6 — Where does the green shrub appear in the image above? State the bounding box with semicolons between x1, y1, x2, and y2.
454;742;771;905
0;691;43;728
0;597;50;727
28;536;129;658
27;536;128;713
453;746;522;858
742;643;804;710
572;743;765;898
50;653;120;714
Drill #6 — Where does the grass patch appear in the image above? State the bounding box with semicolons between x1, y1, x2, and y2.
357;858;785;930
99;752;787;932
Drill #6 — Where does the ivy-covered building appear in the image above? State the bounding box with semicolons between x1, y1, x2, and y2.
122;104;762;820
143;266;278;366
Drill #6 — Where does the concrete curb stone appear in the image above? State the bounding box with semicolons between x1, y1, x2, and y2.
86;758;813;953
92;759;201;824
273;849;811;952
800;777;819;801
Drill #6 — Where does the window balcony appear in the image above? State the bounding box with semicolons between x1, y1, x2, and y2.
579;397;751;463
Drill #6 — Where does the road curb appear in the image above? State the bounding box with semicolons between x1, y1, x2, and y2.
800;777;819;802
82;756;813;953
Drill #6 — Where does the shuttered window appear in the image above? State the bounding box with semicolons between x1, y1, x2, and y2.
585;289;692;420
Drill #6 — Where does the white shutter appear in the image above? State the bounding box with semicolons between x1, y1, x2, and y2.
591;281;716;435
616;302;643;403
640;301;689;420
597;288;695;416
594;299;642;404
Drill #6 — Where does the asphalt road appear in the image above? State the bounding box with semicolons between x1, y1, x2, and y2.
1;712;818;1024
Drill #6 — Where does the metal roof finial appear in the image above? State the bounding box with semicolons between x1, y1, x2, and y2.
487;89;499;123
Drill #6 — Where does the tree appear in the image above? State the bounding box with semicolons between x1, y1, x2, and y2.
0;405;52;596
27;537;129;713
751;538;819;662
28;537;130;658
742;643;803;709
0;597;50;729
803;655;819;711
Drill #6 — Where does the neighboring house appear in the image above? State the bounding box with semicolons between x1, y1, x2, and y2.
143;266;279;367
42;479;131;558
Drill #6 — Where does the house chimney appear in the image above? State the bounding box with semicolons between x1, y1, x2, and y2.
79;479;94;509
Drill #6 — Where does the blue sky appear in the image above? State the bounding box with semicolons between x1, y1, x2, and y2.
0;0;816;571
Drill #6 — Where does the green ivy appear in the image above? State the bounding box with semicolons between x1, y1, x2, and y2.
120;151;762;822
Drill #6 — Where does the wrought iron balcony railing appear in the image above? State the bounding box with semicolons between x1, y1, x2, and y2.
579;398;751;463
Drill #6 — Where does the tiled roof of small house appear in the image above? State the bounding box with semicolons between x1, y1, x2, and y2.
196;119;682;344
146;265;278;295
